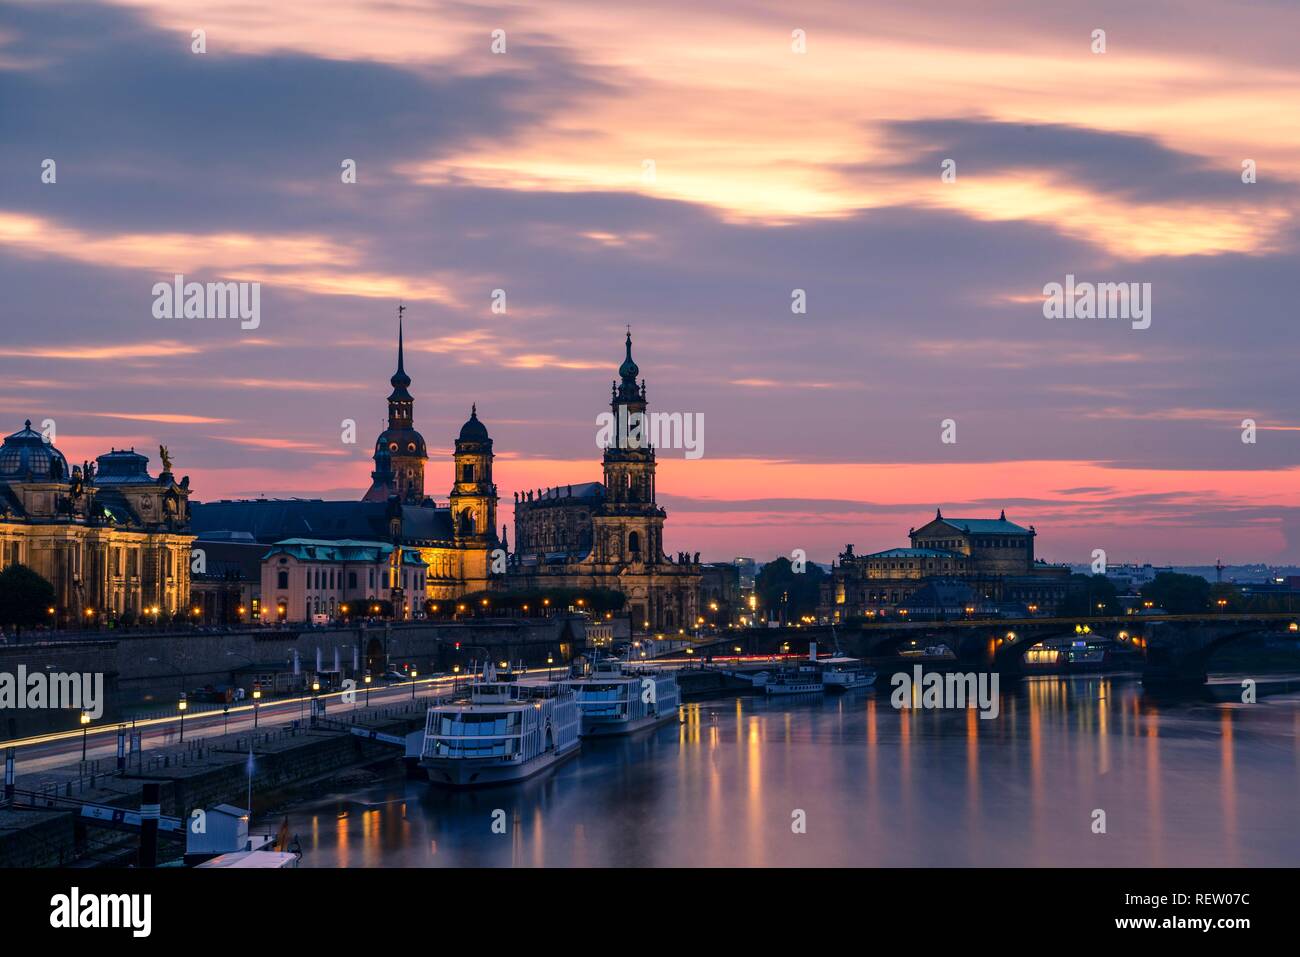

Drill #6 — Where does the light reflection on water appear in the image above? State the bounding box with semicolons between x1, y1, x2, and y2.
285;676;1300;867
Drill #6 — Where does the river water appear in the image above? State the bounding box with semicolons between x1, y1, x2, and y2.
283;674;1300;867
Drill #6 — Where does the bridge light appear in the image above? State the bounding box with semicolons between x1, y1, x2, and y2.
1290;622;1298;632
1118;631;1129;641
1005;631;1016;641
1075;624;1083;634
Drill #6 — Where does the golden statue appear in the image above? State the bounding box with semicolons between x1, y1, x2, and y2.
159;445;173;472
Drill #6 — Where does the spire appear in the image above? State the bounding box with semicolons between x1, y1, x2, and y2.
999;508;1006;521
936;507;943;519
615;327;642;403
390;303;411;395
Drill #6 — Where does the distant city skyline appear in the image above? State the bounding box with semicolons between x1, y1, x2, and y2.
2;0;1297;565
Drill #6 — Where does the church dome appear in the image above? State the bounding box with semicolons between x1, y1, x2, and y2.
458;405;490;442
375;427;426;458
0;420;69;480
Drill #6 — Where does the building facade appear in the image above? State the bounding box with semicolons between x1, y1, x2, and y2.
0;422;194;624
820;509;1070;620
191;311;501;619
259;538;428;623
509;333;701;634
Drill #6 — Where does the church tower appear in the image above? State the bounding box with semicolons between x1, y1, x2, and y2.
451;405;499;590
450;405;497;544
364;306;428;504
596;330;664;564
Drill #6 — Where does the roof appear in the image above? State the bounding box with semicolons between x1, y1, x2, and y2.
518;482;605;506
94;448;155;484
457;406;490;442
922;517;1032;536
191;499;453;545
190;540;266;581
865;547;963;559
0;420;69;480
263;538;426;565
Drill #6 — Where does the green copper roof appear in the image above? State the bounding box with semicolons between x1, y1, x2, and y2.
263;538;426;566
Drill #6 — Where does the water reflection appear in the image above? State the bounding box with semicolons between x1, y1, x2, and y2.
285;676;1300;867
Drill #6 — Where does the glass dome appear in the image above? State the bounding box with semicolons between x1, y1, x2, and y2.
0;420;69;480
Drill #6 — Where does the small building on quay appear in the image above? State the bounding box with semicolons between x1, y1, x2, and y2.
820;509;1071;621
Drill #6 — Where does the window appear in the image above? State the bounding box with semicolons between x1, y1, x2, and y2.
628;531;641;553
277;571;289;589
348;571;357;589
461;463;475;483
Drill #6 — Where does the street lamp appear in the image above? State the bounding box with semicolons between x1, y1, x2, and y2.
410;668;418;700
80;710;91;761
364;671;372;705
547;654;554;680
177;693;187;742
252;685;261;727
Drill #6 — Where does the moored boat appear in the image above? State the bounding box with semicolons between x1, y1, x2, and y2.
562;659;680;737
820;656;877;692
419;669;580;787
765;663;824;695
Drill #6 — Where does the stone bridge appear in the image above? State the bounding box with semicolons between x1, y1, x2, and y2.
695;614;1300;687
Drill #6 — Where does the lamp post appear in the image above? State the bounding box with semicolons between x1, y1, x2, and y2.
252;685;261;728
80;710;91;761
410;668;418;700
364;672;372;706
547;654;554;680
177;693;187;742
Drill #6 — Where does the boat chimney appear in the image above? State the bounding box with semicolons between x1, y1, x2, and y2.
808;641;817;662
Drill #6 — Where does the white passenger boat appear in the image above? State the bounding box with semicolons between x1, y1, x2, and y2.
819;656;876;692
419;668;580;787
765;663;824;696
562;659;680;737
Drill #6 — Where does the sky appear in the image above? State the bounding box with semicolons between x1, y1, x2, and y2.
1;0;1297;565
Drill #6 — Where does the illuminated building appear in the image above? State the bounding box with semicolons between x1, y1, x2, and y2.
0;422;194;622
509;333;701;633
821;509;1071;620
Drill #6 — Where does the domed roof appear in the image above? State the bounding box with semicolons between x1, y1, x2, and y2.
0;420;69;480
94;448;154;484
458;405;490;442
375;427;427;458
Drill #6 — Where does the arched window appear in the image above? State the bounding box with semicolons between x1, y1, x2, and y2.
277;571;289;589
628;531;641;554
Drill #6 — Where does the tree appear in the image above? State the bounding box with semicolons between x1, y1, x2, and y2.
1141;572;1211;615
755;557;826;623
1059;573;1121;617
0;563;56;637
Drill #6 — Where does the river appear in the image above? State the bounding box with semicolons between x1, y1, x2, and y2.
282;674;1300;867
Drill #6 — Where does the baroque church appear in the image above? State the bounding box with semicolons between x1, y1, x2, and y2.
508;332;702;633
191;313;701;630
191;310;502;615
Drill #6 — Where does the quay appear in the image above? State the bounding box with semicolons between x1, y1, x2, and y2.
0;696;432;867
